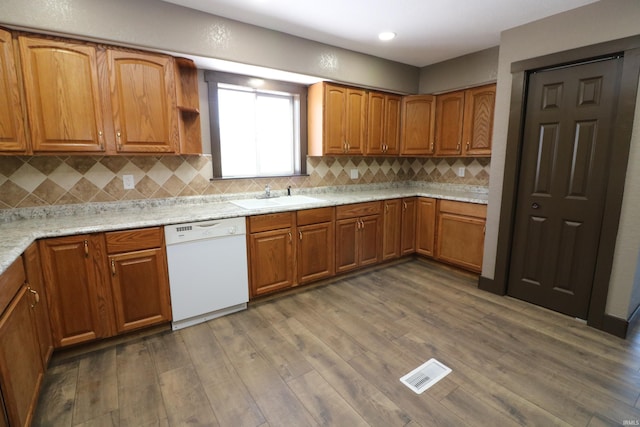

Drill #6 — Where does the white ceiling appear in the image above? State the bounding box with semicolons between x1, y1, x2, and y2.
162;0;598;67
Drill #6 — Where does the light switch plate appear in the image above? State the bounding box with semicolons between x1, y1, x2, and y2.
457;167;465;177
350;169;358;179
123;174;135;190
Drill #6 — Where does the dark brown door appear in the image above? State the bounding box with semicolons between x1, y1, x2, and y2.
508;57;622;318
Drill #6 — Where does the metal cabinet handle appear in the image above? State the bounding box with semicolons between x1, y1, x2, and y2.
111;259;116;276
116;131;122;149
299;231;302;240
466;141;470;151
28;286;39;308
403;201;407;210
98;130;104;150
456;141;461;151
83;240;89;257
288;231;292;242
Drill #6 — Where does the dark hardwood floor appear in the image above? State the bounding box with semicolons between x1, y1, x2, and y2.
33;259;640;426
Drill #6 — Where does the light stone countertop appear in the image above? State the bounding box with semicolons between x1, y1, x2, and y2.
0;183;488;276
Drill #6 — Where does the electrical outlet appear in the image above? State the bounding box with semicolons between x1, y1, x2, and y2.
123;174;135;190
457;167;465;177
350;169;358;179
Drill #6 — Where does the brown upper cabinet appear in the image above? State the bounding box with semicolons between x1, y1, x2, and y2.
400;95;436;156
434;84;495;157
462;84;495;156
434;90;465;156
3;30;200;155
107;49;179;153
366;92;401;155
308;82;367;155
19;36;108;153
0;29;28;154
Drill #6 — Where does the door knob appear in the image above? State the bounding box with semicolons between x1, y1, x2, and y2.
531;202;540;209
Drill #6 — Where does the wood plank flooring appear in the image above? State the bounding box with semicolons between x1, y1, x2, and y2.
33;259;640;426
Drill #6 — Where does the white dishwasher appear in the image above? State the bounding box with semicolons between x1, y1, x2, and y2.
164;217;249;330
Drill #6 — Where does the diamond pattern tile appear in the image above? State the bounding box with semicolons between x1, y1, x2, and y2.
0;154;490;209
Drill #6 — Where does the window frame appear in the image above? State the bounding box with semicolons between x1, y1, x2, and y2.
204;70;308;179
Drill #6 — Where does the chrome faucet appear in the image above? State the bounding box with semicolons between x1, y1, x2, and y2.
265;184;271;198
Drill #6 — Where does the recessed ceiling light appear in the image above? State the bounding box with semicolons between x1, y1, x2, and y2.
378;31;397;41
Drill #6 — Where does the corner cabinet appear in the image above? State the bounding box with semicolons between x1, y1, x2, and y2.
0;29;28;154
308;82;367;155
248;212;296;297
107;50;179;153
400;95;436;156
0;257;43;427
19;36;108;153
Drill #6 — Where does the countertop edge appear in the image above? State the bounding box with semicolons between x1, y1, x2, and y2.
0;184;488;276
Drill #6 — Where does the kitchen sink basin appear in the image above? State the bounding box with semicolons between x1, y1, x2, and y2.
229;195;325;210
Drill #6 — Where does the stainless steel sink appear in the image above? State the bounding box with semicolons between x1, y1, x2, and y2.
229;195;325;210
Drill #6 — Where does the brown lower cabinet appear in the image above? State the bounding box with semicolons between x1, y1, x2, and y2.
416;197;437;257
105;228;172;334
335;202;382;274
297;207;335;284
382;198;417;260
22;243;54;367
40;227;171;348
248;212;296;297
0;257;43;427
436;200;487;272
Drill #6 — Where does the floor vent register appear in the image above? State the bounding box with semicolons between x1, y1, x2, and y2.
400;358;452;394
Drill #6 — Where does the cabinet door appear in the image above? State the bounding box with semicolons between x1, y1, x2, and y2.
0;30;27;153
435;91;464;156
366;91;385;155
437;213;485;272
462;84;495;156
323;84;347;154
108;248;171;333
22;243;53;367
382;199;401;261
19;36;107;153
416;198;436;257
400;198;417;255
297;222;335;284
359;214;382;267
335;218;358;274
400;95;435;155
384;94;401;154
108;50;178;153
249;228;295;297
345;88;366;154
0;286;43;427
39;235;111;347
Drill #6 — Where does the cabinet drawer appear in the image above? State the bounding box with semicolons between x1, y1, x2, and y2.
439;200;487;218
0;257;25;315
105;227;164;253
249;212;295;233
336;201;382;219
297;207;334;226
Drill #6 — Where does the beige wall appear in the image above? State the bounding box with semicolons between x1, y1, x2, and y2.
484;0;640;319
0;0;419;94
418;46;499;94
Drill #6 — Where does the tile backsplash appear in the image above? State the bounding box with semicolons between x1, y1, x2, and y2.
0;155;490;209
